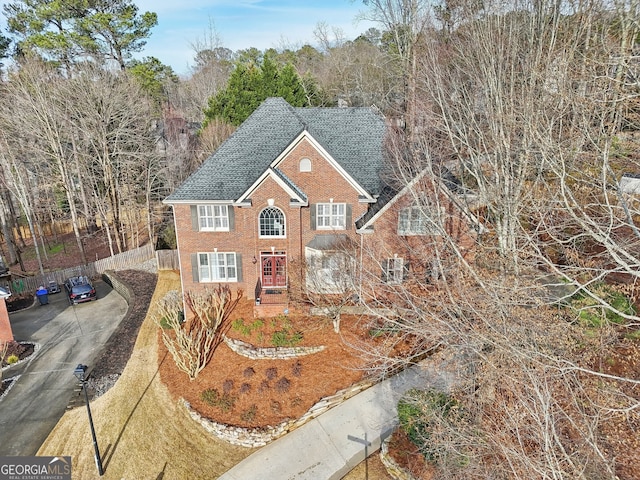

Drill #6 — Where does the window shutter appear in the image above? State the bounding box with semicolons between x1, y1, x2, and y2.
191;253;199;282
236;253;243;282
398;208;407;234
228;206;235;231
346;204;352;230
403;259;410;281
191;205;199;231
381;259;388;282
310;204;317;230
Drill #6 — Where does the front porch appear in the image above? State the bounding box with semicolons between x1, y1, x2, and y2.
254;280;289;318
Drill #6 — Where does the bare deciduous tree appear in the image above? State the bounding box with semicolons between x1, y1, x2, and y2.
156;286;243;380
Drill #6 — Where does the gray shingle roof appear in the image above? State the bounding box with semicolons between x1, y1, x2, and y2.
271;167;307;203
164;97;386;203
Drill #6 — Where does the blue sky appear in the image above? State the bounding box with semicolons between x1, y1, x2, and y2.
135;0;375;76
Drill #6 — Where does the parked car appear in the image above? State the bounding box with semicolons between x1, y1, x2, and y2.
64;276;97;304
47;280;61;294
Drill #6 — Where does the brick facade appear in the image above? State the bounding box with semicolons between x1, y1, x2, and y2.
0;298;13;344
359;177;478;292
166;98;479;318
174;136;370;303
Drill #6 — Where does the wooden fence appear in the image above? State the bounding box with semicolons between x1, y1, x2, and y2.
156;249;179;271
1;243;162;295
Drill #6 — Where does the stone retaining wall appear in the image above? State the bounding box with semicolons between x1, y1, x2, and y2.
223;336;325;360
181;378;374;447
101;271;133;304
379;434;416;480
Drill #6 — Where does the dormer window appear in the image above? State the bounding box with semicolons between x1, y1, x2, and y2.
300;158;312;172
259;206;286;237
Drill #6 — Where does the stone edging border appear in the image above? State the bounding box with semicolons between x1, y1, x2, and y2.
379;433;417;480
223;336;325;360
181;378;374;448
1;342;40;373
0;374;21;401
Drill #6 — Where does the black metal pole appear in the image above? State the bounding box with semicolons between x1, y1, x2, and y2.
81;382;104;476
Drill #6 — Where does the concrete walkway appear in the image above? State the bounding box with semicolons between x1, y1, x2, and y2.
220;361;451;480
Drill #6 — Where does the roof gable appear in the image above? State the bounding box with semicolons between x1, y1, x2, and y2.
164;98;386;204
356;169;485;233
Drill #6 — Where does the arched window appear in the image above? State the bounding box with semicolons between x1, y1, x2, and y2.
300;158;312;172
259;207;286;237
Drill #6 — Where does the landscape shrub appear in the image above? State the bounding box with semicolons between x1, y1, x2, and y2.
240;405;257;422
231;318;264;338
222;379;234;394
156;286;243;380
201;388;236;412
271;330;303;347
397;388;459;462
270;400;281;413
568;283;636;327
275;377;291;393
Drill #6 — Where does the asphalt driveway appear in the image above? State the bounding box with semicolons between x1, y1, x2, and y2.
0;280;127;456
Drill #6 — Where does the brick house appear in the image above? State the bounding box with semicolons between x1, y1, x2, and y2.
164;98;480;316
355;169;481;298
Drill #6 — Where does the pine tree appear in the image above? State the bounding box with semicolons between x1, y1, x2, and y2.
203;56;314;127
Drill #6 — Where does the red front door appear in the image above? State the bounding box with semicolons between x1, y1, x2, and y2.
261;252;287;288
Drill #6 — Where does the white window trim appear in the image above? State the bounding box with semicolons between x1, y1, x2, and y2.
259;206;286;238
198;252;237;282
198;205;229;232
398;206;440;235
316;202;346;230
386;257;404;285
300;158;312;172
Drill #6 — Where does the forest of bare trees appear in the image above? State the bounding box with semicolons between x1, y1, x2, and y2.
350;0;640;478
0;0;639;477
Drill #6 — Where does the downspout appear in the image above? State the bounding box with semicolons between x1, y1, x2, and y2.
299;207;303;292
359;233;363;303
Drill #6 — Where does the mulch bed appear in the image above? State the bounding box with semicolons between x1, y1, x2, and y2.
1;341;35;368
86;270;158;396
90;270;158;379
386;428;435;480
157;299;409;429
6;295;35;313
1;342;36;397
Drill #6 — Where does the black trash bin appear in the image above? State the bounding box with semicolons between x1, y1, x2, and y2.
36;286;49;305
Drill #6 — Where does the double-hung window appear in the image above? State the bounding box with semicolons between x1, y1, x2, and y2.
198;252;237;282
316;203;346;229
199;205;229;231
385;257;404;284
398;206;438;235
